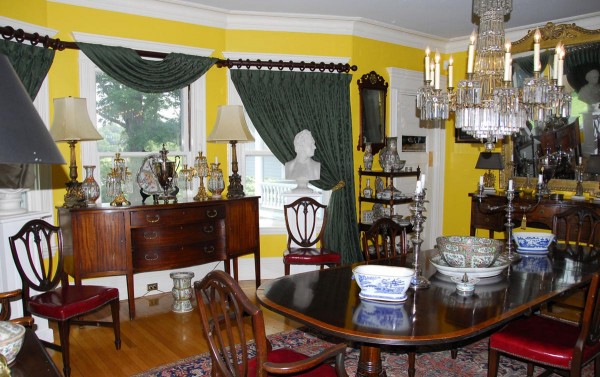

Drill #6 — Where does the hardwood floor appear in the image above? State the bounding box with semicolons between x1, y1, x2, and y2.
45;280;301;377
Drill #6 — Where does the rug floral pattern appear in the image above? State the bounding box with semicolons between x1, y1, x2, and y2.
131;328;594;377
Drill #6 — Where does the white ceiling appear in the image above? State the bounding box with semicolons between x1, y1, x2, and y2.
176;0;600;39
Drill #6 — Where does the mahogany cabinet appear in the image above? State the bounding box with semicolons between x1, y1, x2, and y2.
59;197;260;319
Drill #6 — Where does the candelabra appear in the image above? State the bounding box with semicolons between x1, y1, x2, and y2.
477;181;543;262
193;152;210;201
410;188;430;289
106;152;132;207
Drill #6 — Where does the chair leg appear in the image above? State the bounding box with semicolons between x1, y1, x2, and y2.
408;351;415;377
487;348;499;377
595;356;600;376
58;320;71;377
526;363;534;376
110;298;122;350
284;263;290;276
451;348;458;359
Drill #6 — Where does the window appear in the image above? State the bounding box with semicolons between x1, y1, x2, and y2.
78;34;210;202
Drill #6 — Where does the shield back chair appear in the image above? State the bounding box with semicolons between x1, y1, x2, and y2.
9;219;121;377
0;289;34;327
195;270;348;377
542;206;600;323
488;272;600;377
361;217;407;261
283;196;341;275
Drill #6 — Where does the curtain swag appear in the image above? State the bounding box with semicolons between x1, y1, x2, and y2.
77;42;217;93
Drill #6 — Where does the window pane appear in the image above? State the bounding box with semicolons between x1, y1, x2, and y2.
95;71;184;153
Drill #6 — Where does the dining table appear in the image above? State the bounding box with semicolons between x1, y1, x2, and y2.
256;248;598;377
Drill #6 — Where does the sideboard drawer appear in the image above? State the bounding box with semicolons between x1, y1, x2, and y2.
131;221;224;248
132;240;226;272
130;205;225;227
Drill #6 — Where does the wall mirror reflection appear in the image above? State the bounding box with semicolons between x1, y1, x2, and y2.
357;71;388;154
506;22;600;192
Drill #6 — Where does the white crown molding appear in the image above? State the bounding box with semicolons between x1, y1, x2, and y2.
0;16;58;37
72;31;213;56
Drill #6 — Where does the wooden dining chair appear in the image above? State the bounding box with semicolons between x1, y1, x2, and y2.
0;289;34;327
9;219;121;377
361;217;407;261
195;270;348;377
488;272;600;377
283;197;341;275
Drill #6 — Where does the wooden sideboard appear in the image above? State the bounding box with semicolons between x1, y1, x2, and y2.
58;197;260;319
470;194;600;238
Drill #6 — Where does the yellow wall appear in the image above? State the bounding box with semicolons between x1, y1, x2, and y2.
2;0;487;258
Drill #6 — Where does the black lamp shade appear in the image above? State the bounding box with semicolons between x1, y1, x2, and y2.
475;152;504;170
0;54;65;164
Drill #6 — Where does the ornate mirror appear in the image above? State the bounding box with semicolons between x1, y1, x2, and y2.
357;71;388;154
504;22;600;193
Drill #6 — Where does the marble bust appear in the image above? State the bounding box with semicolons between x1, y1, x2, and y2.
285;129;320;192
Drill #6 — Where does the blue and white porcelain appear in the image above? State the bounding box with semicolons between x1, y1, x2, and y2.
352;265;413;302
451;274;479;294
352;300;409;331
513;231;555;253
513;255;553;274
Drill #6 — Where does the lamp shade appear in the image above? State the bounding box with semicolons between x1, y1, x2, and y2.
585;155;600;175
0;54;64;164
207;105;255;143
50;97;102;142
475;152;504;170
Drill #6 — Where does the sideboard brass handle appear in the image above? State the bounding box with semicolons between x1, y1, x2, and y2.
204;246;215;254
144;253;159;261
206;209;218;218
146;214;160;223
203;225;214;233
143;231;158;239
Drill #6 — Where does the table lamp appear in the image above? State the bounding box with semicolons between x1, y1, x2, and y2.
0;54;65;215
207;105;255;198
475;152;504;191
50;97;103;208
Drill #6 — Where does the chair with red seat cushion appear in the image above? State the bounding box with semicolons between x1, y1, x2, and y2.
195;270;348;377
9;219;121;377
488;272;600;377
283;197;341;275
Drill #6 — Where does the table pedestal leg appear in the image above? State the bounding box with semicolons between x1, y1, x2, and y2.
356;345;386;377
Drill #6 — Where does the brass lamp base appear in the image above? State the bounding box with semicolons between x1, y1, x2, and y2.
226;173;245;199
63;181;87;208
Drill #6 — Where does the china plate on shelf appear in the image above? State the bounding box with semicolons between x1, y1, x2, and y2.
137;154;163;195
430;253;510;278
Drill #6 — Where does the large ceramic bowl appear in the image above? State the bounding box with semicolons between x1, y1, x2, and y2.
0;321;25;364
352;265;413;302
513;232;555;253
436;236;503;268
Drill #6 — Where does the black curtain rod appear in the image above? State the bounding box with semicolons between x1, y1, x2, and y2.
1;25;357;73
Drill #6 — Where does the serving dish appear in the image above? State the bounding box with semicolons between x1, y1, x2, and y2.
430;253;510;278
352;265;413;302
513;231;555;253
436;235;503;268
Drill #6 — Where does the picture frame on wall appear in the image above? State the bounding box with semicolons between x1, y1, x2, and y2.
401;136;426;152
454;128;483;143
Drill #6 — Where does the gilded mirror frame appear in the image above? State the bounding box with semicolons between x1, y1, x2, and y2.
357;71;388;154
502;22;600;193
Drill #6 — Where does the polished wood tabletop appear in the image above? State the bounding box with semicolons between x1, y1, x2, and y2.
10;328;61;377
256;249;596;377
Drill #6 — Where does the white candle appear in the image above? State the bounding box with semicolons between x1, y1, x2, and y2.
538;174;543;184
215;156;218;164
420;174;426;187
553;44;559;80
479;176;484;186
557;47;565;86
503;41;511;81
415;181;422;194
434;53;441;90
533;29;541;72
508;179;513;191
448;55;454;88
579;156;583;166
430;63;435;86
425;47;430;82
467;32;476;74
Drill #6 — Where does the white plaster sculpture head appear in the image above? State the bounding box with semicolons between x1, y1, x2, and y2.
578;69;600;106
285;129;321;192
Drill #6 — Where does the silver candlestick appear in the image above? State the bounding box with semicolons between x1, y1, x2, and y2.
410;188;430;289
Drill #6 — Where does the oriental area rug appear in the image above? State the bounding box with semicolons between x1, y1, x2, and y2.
131;328;594;377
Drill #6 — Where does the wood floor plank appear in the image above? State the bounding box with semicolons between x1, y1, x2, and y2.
45;280;300;376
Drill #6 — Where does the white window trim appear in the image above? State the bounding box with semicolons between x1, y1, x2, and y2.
76;33;211;188
224;52;348;234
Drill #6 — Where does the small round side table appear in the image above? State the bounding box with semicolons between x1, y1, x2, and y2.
170;272;195;313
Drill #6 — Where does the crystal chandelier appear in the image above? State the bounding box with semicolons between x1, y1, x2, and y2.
417;0;571;145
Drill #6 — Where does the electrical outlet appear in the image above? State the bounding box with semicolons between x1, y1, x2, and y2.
147;283;158;292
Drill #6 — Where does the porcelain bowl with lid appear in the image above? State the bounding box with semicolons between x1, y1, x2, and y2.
436;236;503;268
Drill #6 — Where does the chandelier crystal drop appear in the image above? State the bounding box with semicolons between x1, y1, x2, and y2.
416;0;570;144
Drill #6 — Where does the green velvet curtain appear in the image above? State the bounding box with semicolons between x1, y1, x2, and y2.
231;69;362;264
0;40;55;189
564;42;600;91
77;42;218;93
